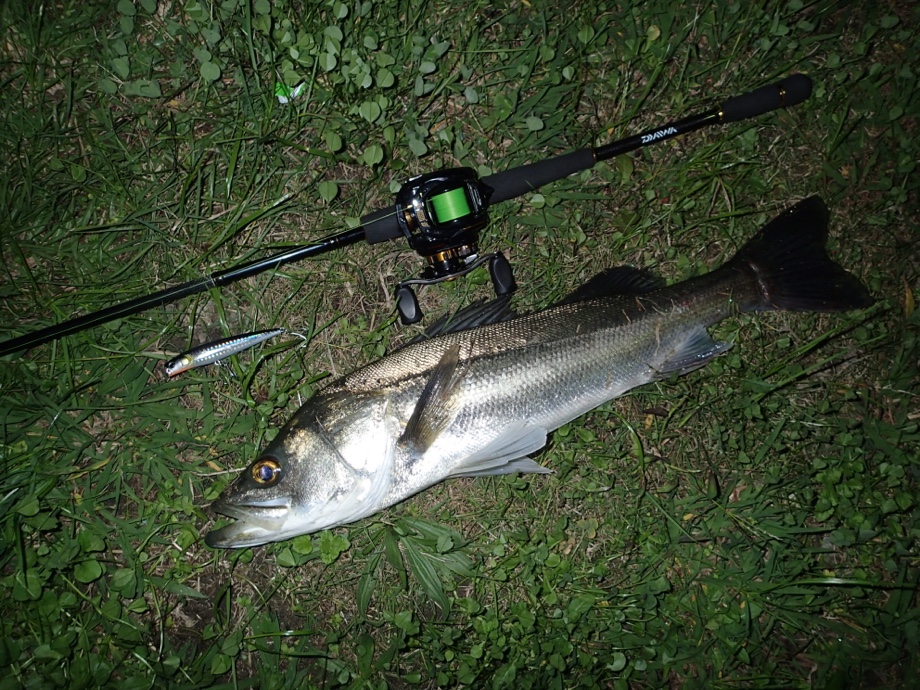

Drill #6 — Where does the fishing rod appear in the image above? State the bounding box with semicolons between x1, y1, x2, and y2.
0;73;812;356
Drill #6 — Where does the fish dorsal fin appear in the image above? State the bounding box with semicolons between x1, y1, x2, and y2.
412;294;515;342
448;420;552;478
398;343;464;455
553;267;663;306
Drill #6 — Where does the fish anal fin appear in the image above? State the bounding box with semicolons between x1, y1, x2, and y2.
653;325;733;377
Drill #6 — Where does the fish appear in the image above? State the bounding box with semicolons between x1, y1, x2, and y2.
204;197;873;548
165;328;286;376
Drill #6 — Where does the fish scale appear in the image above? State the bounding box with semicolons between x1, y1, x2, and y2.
205;197;873;548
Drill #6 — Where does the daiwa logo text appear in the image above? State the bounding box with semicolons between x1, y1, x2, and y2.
641;126;678;144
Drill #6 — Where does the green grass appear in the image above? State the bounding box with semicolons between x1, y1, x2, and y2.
1;0;917;687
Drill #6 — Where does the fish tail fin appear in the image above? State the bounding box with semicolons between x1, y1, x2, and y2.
726;196;874;313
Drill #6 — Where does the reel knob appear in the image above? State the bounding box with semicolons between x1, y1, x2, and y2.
489;253;516;296
393;251;516;326
395;284;423;325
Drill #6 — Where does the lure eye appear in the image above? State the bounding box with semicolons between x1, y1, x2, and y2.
164;355;193;377
251;457;282;486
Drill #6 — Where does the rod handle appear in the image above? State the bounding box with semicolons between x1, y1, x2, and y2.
720;73;812;123
362;206;402;244
480;148;597;204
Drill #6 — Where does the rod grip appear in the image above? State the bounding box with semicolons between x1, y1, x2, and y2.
481;148;596;204
720;73;812;123
362;206;402;244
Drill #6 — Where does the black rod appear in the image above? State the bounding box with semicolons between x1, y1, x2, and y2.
593;110;721;162
0;228;365;356
0;74;812;356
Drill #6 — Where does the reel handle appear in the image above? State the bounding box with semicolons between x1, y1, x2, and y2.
393;251;517;325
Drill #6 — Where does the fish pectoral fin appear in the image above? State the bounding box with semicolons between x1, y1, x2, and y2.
399;343;464;455
448;421;552;478
653;325;733;377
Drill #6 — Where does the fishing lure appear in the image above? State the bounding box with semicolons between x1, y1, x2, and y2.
165;328;286;377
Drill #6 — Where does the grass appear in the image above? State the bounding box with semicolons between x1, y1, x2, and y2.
0;0;917;687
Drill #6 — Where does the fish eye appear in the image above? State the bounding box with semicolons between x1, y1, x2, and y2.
251;457;282;485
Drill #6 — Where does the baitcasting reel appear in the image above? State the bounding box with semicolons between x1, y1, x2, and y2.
388;168;515;324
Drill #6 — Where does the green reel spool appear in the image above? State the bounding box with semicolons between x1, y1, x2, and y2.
430;187;472;223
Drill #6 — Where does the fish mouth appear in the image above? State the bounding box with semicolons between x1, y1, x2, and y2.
210;497;290;522
204;499;291;549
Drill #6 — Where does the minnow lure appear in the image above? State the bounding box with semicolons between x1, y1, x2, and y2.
165;328;287;377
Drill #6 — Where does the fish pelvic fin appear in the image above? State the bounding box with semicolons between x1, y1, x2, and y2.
447;421;551;478
725;196;874;313
450;456;552;478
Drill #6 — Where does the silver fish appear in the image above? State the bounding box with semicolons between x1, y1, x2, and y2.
165;328;286;376
205;197;872;548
